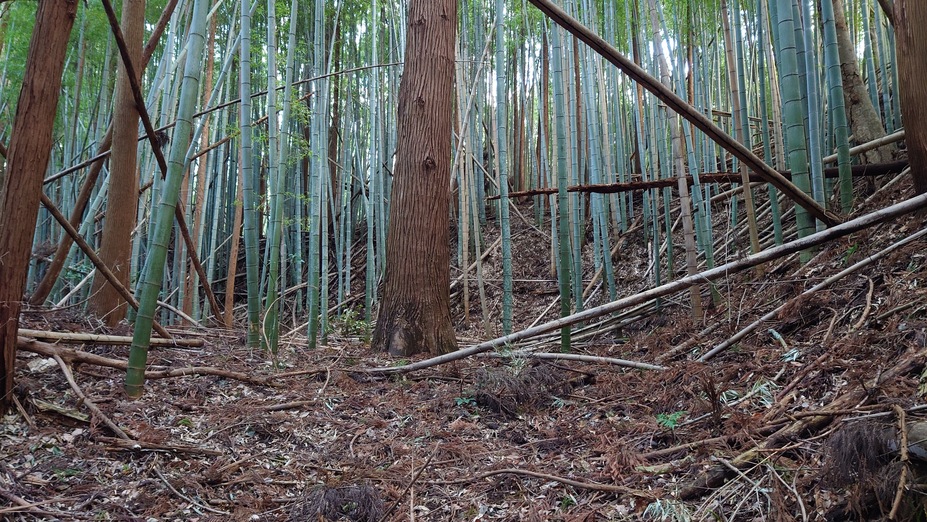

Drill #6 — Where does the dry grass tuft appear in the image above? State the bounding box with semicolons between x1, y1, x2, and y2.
288;483;384;522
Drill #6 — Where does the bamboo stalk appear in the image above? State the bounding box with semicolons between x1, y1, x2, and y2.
822;129;906;164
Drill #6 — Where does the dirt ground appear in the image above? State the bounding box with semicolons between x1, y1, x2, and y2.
4;180;927;521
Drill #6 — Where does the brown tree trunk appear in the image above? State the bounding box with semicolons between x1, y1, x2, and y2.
0;0;78;411
895;0;927;194
29;0;177;307
832;0;892;163
371;0;458;357
89;0;146;325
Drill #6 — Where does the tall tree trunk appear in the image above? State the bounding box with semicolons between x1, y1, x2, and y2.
89;0;146;325
371;0;458;357
895;0;927;194
0;0;78;411
832;0;891;163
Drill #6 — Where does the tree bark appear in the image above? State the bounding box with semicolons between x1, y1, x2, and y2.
894;0;927;194
0;0;78;411
832;0;892;163
89;0;146;325
371;0;458;357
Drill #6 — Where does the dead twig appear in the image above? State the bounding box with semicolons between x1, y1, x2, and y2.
378;445;438;522
442;468;654;498
153;463;229;515
890;404;909;520
852;277;876;331
98;436;222;456
50;353;131;440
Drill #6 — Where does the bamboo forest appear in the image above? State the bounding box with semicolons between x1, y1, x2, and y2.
2;0;927;518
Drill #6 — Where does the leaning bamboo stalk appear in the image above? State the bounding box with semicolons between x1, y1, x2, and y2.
527;0;839;226
18;329;203;347
100;0;225;326
364;191;927;375
39;194;172;340
700;225;927;361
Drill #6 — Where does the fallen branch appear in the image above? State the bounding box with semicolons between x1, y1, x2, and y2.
442;468;654;498
153;464;230;515
18;328;204;347
362;192;927;375
99;436;222;456
50;353;131;440
18;337;277;387
380;445;438;521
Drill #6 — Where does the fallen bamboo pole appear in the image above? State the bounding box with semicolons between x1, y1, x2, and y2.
700;225;927;361
363;192;927;375
18;329;204;347
822;129;905;164
18;337;275;386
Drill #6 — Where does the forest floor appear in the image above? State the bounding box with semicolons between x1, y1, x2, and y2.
4;176;927;521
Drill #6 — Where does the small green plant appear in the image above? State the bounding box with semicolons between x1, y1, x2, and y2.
842;243;859;265
454;396;476;407
176;417;193;427
656;411;687;430
53;467;82;479
335;308;371;341
558;495;577;510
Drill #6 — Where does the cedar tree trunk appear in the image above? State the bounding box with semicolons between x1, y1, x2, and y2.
371;0;458;356
0;0;78;410
832;0;892;163
895;0;927;194
89;0;146;325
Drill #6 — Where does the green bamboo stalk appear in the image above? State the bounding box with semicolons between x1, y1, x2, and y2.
126;0;208;397
495;0;513;335
239;0;261;347
551;22;572;352
822;0;853;213
772;0;815;258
